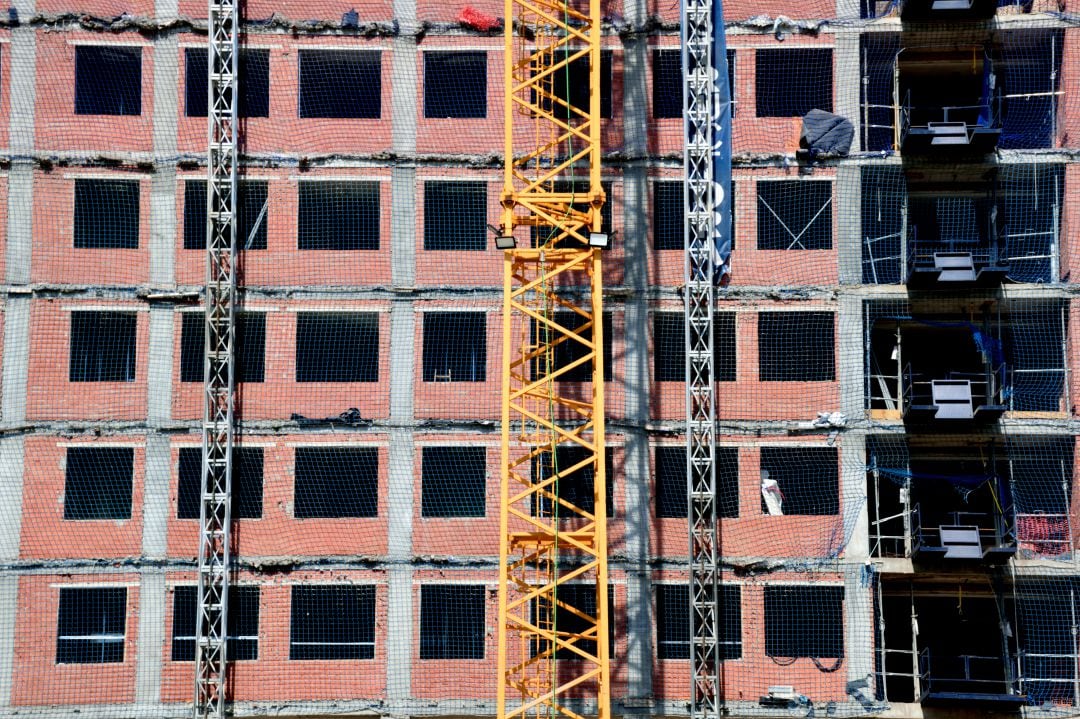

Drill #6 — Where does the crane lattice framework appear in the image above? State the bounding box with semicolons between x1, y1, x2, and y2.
683;0;724;717
194;0;239;711
495;0;610;715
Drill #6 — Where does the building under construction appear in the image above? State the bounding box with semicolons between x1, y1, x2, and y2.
1;0;1080;717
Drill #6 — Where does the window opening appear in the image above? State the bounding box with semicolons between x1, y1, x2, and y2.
75;46;141;116
423;181;488;251
298;181;380;251
758;311;835;382
757;180;832;251
657;583;741;660
185;48;270;118
656;445;738;519
421;446;486;518
424;52;487;118
419;585;486;659
69;311;137;383
299;50;381;119
293;447;378;518
296;312;380;383
57;587;126;663
760;446;839;516
171;585;259;661
183;179;268;251
422;312;487;382
180;312;266;384
290;585;375;660
177;446;263;519
764;585;844;660
530;311;612;383
74;179;140;249
63;447;134;520
756;49;832;117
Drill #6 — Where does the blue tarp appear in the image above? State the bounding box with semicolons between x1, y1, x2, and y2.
711;2;732;284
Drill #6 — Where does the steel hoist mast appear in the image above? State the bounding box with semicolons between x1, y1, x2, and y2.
683;0;723;716
194;0;238;711
495;0;609;715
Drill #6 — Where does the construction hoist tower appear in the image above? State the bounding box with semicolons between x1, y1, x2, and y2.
682;0;729;716
495;0;610;715
194;0;239;712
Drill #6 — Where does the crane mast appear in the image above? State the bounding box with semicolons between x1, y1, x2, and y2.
495;0;609;716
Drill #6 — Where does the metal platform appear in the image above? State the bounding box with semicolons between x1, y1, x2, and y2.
899;0;998;21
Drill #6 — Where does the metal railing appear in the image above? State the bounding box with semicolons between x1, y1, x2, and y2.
902;363;1008;416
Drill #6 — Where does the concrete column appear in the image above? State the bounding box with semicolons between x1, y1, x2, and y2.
835;0;863;20
134;571;165;705
391;168;417;289
834;34;862;155
147;307;174;425
386;302;416;704
0;577;16;706
142;433;171;560
843;561;876;699
0;10;32;706
150;33;179;288
841;430;869;561
837;294;864;418
836;165;863;286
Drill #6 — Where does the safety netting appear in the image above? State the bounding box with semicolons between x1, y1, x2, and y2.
3;0;1080;717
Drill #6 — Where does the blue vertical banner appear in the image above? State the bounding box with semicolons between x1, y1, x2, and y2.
712;1;732;284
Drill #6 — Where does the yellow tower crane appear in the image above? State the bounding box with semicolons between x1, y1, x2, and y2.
495;0;609;717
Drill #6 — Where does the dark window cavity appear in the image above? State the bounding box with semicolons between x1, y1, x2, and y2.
532;446;614;520
184;48;270;118
420;585;486;659
421;446;486;518
656;445;738;519
290;585;375;660
755;48;832;117
653;181;683;251
532;584;614;660
530;311;612;383
653;49;682;119
657;583;741;660
57;587;126;663
296;312;379;383
180;312;266;384
63;447;134;521
764;585;844;658
73;179;140;249
298;181;380;251
177;446;264;520
69;311;137;383
422;312;487;383
758;311;835;382
654;312;736;383
760;446;839;516
531;180;613;247
423;181;488;251
757;180;832;251
298;50;381;119
424;52;487;119
535;50;612;119
75;46;141;116
171;585;259;661
182;180;268;251
294;447;378;519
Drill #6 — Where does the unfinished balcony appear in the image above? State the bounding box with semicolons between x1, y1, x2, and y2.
898;0;998;21
905;186;1008;288
898;48;1002;154
879;584;1027;709
867;449;1017;563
